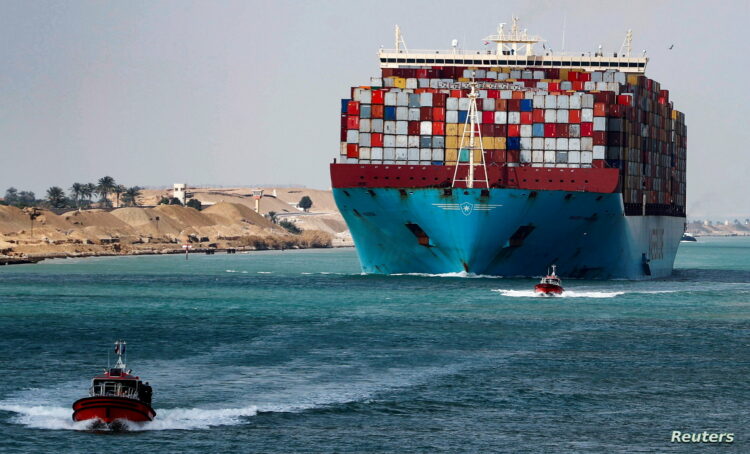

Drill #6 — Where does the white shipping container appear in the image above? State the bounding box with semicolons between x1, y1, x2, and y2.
418;78;430;88
582;109;594;122
397;92;409;106
556;151;568;163
593;117;607;131
347;130;359;143
494;111;507;124
508;112;521;124
408;108;420;121
359;133;371;147
360;90;372;104
446;111;458;123
420;121;432;135
520;150;532;162
371;147;383;160
520;125;532;137
407;148;419;160
595;81;608;91
544;138;556;150
478;90;488;99
520;137;532;150
406;78;418;89
533;94;546;107
408;135;419;147
544;150;555;163
521;70;532;79
556;110;569;123
593;145;606;160
533;70;545;79
537;81;548;89
532;138;544;149
458;98;471;110
420;93;433;107
581;151;593;164
447;97;459;110
544;109;556;123
395;160;407;165
462;69;473;78
371;119;384;133
581;137;593;151
487;71;497;79
560;81;572;91
500;90;513;99
568;124;581;138
497;73;509;80
475;69;486;78
591;71;603;82
359;119;371;133
396;121;407;135
568;138;581;150
429;79;440;89
385;92;397;106
384;148;396;159
531;163;544;168
568;151;581;163
420;148;431;161
532;150;544;162
383;77;394;88
384;121;396;134
345;158;359;164
556;163;569;168
340;142;347;155
384;135;396;147
556;138;569;150
544;95;557;109
432;149;444;161
582;94;595;108
483;99;495;110
569;94;582;109
396;107;408;121
557;95;570;109
359;147;371;159
395;135;407;147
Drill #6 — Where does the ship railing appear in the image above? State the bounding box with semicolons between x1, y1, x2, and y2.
379;48;647;62
89;386;139;400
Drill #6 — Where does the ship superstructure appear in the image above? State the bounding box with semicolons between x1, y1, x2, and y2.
331;19;686;279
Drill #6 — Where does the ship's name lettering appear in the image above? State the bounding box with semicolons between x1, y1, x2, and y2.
436;81;542;91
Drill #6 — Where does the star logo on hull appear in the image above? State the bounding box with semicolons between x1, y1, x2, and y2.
432;203;502;215
460;202;473;216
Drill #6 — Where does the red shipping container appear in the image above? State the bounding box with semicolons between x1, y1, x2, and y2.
451;89;464;98
508;99;521;111
347;101;360;115
341;127;347;142
496;99;508;111
506;150;520;162
490;150;506;163
568;110;581;123
432;107;445;121
568;71;579;82
593;92;616;104
480;124;494;136
556;123;569;137
371;90;384;104
617;94;632;106
520;111;533;124
548;82;560;91
371;104;384;119
347;116;360;129
408;121;421;135
487;89;499;99
433;93;447;108
579;72;591;82
544;123;557;138
482;111;495;123
371;133;384;147
532;109;545;123
580;122;593;137
593;131;607;145
591;159;606;168
416;69;428;78
508;124;521;137
432;122;445;135
494;124;507;136
609;105;625;118
421;107;433;121
572;81;585;91
512;91;524;100
593;102;608;117
346;144;359;158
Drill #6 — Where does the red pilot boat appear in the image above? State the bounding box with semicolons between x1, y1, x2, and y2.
72;340;155;429
534;265;564;296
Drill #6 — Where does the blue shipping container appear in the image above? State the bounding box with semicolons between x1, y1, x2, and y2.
458;110;468;123
507;137;521;150
420;136;432;148
520;99;533;112
341;99;351;114
532;123;545;137
384;106;397;121
360;105;371;119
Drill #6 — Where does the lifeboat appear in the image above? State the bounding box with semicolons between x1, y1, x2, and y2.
534;265;564;296
72;340;155;428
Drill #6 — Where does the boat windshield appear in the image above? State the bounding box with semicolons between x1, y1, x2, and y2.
91;379;139;399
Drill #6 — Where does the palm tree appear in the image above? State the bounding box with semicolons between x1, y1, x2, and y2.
112;184;126;208
96;176;116;207
83;183;96;207
46;186;67;208
123;186;142;207
69;183;84;209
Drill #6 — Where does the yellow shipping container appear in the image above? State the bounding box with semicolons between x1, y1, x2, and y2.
495;137;506;149
445;161;457;166
474;150;483;162
559;69;569;79
501;67;511;73
446;136;459;148
671;110;680;119
627;74;640;86
482;136;494;149
393;77;406;88
446;123;458;136
446;149;458;162
458;77;469;82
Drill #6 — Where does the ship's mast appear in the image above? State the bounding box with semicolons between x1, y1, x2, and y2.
452;79;489;189
113;340;127;369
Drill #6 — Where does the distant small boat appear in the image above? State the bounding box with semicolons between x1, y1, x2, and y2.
534;265;564;296
72;340;155;430
681;233;697;242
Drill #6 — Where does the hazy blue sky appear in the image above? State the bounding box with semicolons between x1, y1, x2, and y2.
1;0;748;218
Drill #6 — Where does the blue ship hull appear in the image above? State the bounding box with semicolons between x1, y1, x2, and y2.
333;187;684;279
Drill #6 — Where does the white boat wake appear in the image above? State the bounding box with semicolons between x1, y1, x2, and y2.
492;289;678;298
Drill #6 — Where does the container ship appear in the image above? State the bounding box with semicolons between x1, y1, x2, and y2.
330;19;686;279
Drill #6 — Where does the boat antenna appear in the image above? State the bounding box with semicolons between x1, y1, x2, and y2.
114;340;127;369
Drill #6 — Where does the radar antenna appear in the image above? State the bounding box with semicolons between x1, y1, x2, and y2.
483;16;543;56
619;29;633;57
113;340;127;369
394;25;408;53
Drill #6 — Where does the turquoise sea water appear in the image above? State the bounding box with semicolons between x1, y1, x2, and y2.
1;237;749;453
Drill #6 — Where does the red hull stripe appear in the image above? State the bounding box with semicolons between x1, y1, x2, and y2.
72;397;155;422
330;163;619;193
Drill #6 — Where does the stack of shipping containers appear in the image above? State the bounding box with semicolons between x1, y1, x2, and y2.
340;67;685;216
